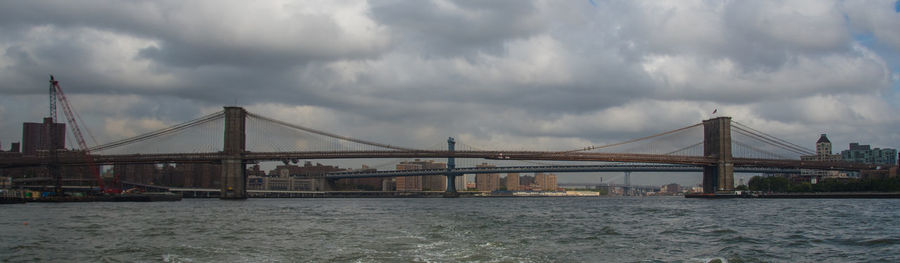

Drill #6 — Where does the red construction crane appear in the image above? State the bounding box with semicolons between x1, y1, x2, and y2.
49;75;114;193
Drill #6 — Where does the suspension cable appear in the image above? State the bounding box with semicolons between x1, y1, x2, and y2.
559;123;702;153
245;112;420;151
89;110;225;152
732;121;814;154
732;141;792;159
731;126;813;156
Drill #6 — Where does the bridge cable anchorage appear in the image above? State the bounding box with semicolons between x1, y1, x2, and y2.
730;126;813;156
244;112;422;152
731;121;814;155
88;110;226;152
559;123;703;154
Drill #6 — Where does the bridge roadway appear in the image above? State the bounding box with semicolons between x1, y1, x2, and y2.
324;164;802;179
1;150;883;171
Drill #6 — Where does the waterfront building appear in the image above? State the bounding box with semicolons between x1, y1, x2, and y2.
535;173;558;191
799;134;843;182
395;162;423;191
506;173;520;191
247;165;267;177
271;161;344;177
840;143;897;165
246;175;321;191
660;183;682;194
394;159;448;191
475;163;500;191
334;165;385;191
840;143;898;179
419;161;447;191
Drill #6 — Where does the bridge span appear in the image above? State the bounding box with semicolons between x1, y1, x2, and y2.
2;106;893;199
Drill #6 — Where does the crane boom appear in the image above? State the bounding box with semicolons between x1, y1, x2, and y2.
49;76;106;191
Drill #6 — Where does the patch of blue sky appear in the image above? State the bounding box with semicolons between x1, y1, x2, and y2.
852;31;900;107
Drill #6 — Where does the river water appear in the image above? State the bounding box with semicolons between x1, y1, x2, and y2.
2;197;899;262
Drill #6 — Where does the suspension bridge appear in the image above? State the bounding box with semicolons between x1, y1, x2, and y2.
0;106;888;199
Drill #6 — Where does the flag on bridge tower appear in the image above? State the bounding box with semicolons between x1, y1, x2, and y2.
712;109;717;114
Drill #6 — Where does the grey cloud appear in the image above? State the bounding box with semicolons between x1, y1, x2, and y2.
0;0;898;161
370;0;545;57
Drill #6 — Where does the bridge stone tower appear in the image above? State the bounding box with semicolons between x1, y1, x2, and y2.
221;106;248;199
703;116;734;193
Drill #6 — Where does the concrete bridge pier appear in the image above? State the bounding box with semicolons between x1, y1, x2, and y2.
221;106;248;199
702;117;734;193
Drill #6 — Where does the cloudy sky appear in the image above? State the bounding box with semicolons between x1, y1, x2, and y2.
1;0;899;183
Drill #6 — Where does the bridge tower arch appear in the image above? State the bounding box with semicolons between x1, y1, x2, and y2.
221;106;247;199
702;116;734;193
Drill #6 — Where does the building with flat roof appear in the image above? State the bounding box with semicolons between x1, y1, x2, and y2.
841;143;897;166
22;117;66;155
535;173;558;191
506;173;520;191
395;161;422;191
394;159;449;191
475;163;500;191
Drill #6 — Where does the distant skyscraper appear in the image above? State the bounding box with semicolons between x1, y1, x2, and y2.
506;173;520;191
21;117;66;155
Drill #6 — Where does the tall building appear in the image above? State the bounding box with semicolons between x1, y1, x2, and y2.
800;134;843;182
395;161;423;191
841;143;897;165
22;117;66;155
535;173;558;191
420;161;447;191
475;163;500;191
394;159;449;191
506;173;520;191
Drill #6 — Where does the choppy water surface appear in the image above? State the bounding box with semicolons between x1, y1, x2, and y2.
2;197;899;262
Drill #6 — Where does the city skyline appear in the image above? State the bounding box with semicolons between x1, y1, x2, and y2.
3;2;900;262
2;112;895;187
